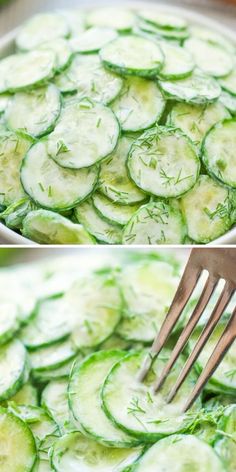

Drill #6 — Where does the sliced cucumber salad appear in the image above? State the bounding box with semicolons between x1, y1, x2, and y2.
0;251;235;471
0;5;235;244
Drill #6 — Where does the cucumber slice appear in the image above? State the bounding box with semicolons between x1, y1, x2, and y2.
111;76;165;132
100;35;164;78
22;209;96;244
158;41;194;79
215;407;236;472
21;141;98;211
69;350;139;447
11;404;59;439
128;126;200;197
181;175;233;243
33;357;76;383
0;270;36;324
51;431;142;472
202;119;236;188
20;295;71;349
29;256;88;299
42;380;75;433
0;197;38;230
185;38;233;78
190;25;235;55
55;54;123;104
58;9;85;37
0;132;30;207
70;27;118;53
0;93;10;113
47;99;119;169
193;421;218;446
99;135;146;205
9;404;60;458
64;271;122;348
159;70;221;104
220;68;236;96
137;10;187;31
102;350;200;441
136;21;190;41
99;334;140;351
39;38;72;72
6;85;61;138
75;199;123;244
16;13;69;51
8;383;38;406
5;50;56;92
133;434;226;472
0;340;27;401
29;338;78;372
0;56;21;93
119;254;179;299
205;395;234;411
123;201;186;244
0;407;37;472
220;91;236;115
54;72;77;95
117;259;179;342
188;322;236;395
168;102;230;147
0;301;20;345
87;8;135;32
92;193;140;226
215;436;236;472
218;404;236;436
152;27;189;41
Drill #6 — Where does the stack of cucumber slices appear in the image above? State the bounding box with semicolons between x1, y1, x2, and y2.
0;6;236;244
0;252;235;471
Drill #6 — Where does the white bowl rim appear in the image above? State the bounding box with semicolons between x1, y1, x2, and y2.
0;0;235;246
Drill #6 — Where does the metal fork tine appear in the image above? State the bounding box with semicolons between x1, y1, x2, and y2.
153;273;218;392
138;251;202;382
166;280;235;403
183;307;236;412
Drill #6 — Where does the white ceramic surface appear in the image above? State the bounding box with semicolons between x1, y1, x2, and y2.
0;1;235;245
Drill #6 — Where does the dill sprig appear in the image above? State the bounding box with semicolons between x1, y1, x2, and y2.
127;397;146;415
56;140;70;156
225;368;236;381
187;407;225;434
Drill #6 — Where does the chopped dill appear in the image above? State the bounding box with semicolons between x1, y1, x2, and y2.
127;397;146;415
56;140;70;155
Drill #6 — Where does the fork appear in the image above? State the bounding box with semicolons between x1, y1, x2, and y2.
138;248;236;412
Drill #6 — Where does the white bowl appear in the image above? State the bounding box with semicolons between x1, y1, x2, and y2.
0;1;235;245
